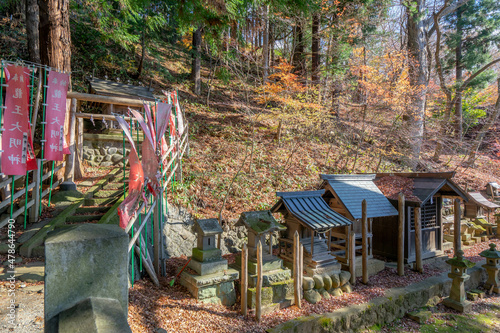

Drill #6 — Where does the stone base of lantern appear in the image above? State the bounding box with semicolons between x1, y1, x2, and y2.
180;268;239;306
443;296;472;312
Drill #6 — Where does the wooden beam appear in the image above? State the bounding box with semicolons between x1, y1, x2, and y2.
241;244;248;316
294;231;301;309
299;244;303;306
64;98;77;182
361;199;368;284
398;193;405;276
310;232;314;256
349;231;356;285
67;91;144;107
454;199;462;254
414;206;423;273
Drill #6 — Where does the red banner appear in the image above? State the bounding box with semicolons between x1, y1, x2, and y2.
1;65;37;175
44;71;70;161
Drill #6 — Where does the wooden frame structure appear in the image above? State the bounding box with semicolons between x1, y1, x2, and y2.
319;174;398;266
372;172;468;263
271;190;352;276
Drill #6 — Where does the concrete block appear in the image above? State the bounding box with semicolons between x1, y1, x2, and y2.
44;224;129;326
192;247;222;262
58;297;131;333
188;258;228;276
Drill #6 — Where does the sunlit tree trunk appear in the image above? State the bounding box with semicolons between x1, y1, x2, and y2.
263;4;269;82
26;0;40;63
191;26;202;95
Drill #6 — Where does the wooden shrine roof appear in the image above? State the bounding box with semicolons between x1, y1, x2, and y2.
87;77;155;101
374;172;468;206
467;192;500;210
271;190;352;231
320;174;398;220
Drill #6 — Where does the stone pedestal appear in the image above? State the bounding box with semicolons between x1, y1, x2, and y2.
44;224;129;331
443;250;475;313
233;254;294;312
180;219;238;306
479;243;500;293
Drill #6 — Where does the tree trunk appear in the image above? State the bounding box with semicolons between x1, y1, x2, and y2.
39;0;71;73
191;26;202;96
270;23;275;67
263;4;269;82
455;6;464;139
25;0;40;64
137;30;146;77
311;13;320;84
466;79;500;165
406;0;428;170
292;19;304;75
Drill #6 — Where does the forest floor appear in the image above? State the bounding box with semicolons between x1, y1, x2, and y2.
127;238;500;333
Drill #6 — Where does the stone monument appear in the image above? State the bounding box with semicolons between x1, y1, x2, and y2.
443;250;475;312
233;211;294;313
479;243;500;293
180;218;239;305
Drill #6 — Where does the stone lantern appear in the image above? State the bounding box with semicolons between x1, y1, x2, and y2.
479;243;500;293
443;250;476;312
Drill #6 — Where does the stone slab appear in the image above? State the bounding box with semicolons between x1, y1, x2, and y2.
341;258;385;278
443;297;472;312
180;269;239;306
406;309;432;324
58;297;132;333
192;247;222;262
246;268;292;288
188;258;228;276
180;268;239;288
44;224;129;325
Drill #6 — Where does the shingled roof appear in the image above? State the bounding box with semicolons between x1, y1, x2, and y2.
467;192;500;210
320;174;398;220
271;190;352;231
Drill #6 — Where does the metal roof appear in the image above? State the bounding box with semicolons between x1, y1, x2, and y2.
320;174;398;219
467;192;500;210
88;77;155;101
272;190;352;231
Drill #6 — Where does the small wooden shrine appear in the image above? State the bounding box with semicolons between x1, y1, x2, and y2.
373;172;468;263
319;174;398;266
234;211;294;311
180;219;239;305
271;190;352;276
465;192;500;221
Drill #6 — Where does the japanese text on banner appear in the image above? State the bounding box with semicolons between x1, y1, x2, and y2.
1;65;37;175
44;71;70;161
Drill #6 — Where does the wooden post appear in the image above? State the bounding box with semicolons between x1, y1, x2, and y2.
64;98;77;182
328;228;332;250
256;240;263;323
361;199;368;284
241;244;248;316
398;193;405;276
269;231;273;255
299;244;303;306
349;231;356;285
454;199;462;255
77;104;83;162
30;159;42;223
310;231;314;256
414;206;423;273
293;231;300;308
153;197;160;275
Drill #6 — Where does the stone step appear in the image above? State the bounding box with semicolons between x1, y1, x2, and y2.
85;197;119;206
76;206;111;214
103;183;126;190
66;214;105;223
93;189;123;198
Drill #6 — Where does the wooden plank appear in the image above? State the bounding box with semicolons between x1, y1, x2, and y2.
398;193;405;276
128;205;155;252
32;159;42;223
67;91;144;107
361;199;368;284
454;199;462;254
294;231;301;309
0;199;35;229
134;242;159;287
0;182;36;211
241;244;248;316
256;240;263;323
40;179;62;198
349;231;356;285
299;244;303;305
414;206;423;273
